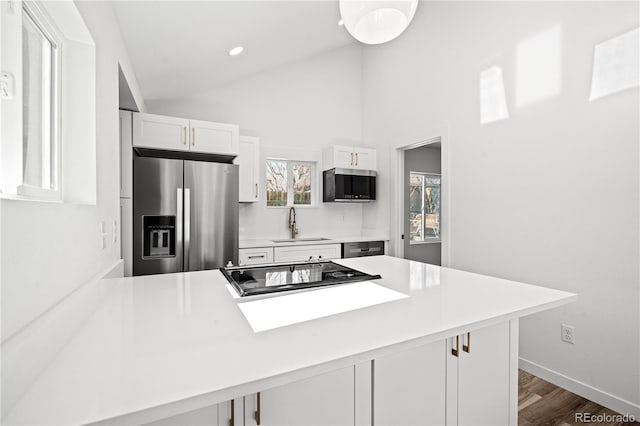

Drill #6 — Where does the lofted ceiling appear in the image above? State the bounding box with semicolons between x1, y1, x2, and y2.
113;1;356;101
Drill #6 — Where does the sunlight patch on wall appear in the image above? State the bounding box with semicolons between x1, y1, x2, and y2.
589;28;639;101
480;66;509;124
516;25;562;107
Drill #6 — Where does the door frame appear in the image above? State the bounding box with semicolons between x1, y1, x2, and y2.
392;127;451;267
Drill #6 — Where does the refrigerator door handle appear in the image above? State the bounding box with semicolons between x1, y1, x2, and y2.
176;188;183;272
184;188;191;270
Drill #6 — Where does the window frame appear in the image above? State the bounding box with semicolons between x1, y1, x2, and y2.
14;0;62;201
265;158;317;208
409;171;441;244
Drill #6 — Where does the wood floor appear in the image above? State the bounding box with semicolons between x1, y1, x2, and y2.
518;370;639;426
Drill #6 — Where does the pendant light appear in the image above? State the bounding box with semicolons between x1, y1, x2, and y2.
339;0;419;45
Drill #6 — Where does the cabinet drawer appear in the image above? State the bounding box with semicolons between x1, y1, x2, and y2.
274;244;341;263
239;248;274;265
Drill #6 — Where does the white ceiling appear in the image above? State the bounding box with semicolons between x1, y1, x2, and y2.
113;1;355;100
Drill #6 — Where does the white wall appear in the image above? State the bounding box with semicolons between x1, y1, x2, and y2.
1;1;144;341
146;44;368;240
362;0;639;415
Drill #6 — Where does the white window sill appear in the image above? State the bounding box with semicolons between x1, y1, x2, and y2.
410;238;441;245
0;185;61;203
266;204;319;209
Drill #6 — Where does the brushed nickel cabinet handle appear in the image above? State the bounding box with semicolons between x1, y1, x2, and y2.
463;332;471;353
229;400;234;426
183;127;187;145
254;392;261;425
255;183;258;198
355;152;358;166
192;128;195;146
350;152;354;166
452;335;459;357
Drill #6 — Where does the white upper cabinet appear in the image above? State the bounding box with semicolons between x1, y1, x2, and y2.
133;113;239;156
133;112;190;152
190;119;239;155
323;145;377;170
235;136;260;202
119;110;133;198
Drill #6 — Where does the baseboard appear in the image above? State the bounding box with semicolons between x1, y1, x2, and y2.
519;357;640;419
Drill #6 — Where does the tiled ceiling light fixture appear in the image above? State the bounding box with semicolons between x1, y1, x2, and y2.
339;0;418;45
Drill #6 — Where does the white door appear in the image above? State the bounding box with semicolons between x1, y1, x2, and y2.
236;136;259;202
245;367;354;426
375;340;447;426
457;322;511;426
190;119;239;155
133;112;189;152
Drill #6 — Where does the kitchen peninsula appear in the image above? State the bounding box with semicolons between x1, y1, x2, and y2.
3;256;576;426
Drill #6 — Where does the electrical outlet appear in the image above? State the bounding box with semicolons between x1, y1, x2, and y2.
561;324;575;344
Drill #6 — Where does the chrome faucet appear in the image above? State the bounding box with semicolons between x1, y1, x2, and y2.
288;207;298;240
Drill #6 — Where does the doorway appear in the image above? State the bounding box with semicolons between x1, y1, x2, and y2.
393;132;449;266
404;141;441;264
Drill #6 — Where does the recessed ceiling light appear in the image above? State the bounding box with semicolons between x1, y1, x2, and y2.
229;46;244;56
338;19;344;26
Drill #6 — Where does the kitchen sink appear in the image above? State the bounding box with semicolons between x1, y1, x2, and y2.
271;237;332;243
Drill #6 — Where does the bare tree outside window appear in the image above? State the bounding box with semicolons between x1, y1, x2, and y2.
266;160;287;206
409;172;441;242
266;160;315;207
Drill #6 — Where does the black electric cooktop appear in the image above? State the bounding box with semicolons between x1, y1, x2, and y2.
220;260;382;297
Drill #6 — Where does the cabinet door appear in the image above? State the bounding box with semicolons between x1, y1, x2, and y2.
375;340;446;426
119;110;133;198
334;146;355;168
133;112;189;151
245;367;354;426
190;119;239;156
455;322;511;426
273;244;341;263
239;248;274;265
236;136;260;202
120;198;133;277
219;398;244;426
143;405;218;426
352;148;376;170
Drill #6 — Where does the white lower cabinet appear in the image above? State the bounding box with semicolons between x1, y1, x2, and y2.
448;321;513;426
374;340;446;426
143;404;219;426
273;244;341;263
148;321;515;426
244;366;355;426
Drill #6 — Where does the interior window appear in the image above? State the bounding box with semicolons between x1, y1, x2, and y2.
22;4;58;192
409;172;441;242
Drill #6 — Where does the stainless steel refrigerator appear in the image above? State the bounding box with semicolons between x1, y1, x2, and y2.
133;153;238;276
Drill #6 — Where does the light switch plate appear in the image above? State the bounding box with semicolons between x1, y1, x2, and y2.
1;72;15;99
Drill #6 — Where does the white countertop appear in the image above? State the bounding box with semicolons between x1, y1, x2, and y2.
239;235;389;249
3;256;576;425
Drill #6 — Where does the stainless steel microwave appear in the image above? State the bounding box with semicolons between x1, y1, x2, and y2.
323;168;376;202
